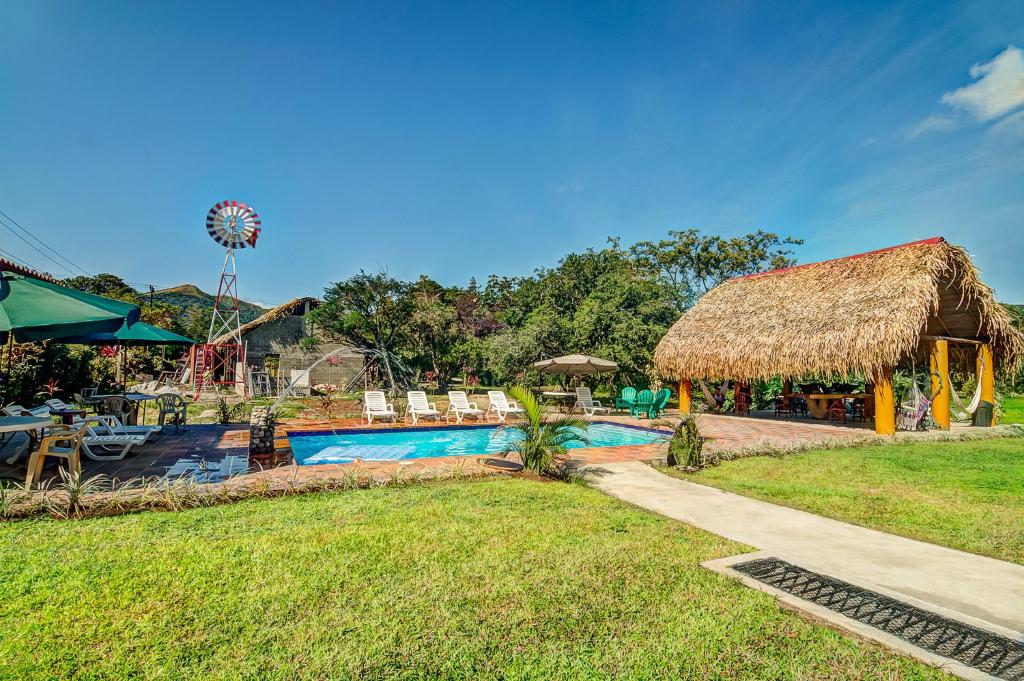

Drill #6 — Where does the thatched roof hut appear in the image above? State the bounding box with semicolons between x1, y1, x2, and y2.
654;237;1023;382
212;297;319;346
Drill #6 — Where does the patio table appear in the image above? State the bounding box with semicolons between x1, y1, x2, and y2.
84;393;160;425
795;393;869;419
0;416;58;465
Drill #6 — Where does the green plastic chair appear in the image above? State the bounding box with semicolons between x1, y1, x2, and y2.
614;387;637;412
648;388;671;418
630;390;654;417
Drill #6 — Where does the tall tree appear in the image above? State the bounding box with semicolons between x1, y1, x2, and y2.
630;229;802;310
309;270;411;390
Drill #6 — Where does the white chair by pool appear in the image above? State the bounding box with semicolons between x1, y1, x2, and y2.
363;391;398;424
486;390;524;422
405;391;440;425
574;387;610;416
446;391;485;424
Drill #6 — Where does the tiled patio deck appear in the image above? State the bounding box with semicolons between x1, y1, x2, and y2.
0;411;872;487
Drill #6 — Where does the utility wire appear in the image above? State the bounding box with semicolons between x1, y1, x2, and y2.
0;208;92;277
0;247;43;272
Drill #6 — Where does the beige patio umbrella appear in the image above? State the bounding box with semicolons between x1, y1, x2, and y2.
533;354;618;375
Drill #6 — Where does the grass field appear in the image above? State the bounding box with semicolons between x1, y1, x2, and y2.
1002;396;1024;424
0;479;943;679
684;438;1024;565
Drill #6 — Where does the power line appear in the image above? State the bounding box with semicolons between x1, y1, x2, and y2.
0;208;92;277
0;247;42;272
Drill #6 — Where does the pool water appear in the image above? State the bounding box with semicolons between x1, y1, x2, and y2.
288;422;667;465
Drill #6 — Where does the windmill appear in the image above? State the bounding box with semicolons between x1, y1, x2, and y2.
192;200;262;399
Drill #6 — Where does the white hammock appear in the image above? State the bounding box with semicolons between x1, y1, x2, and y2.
697;379;730;411
896;368;930;431
948;362;984;421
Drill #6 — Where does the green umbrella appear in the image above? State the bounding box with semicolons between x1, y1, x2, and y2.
53;320;195;346
0;272;141;342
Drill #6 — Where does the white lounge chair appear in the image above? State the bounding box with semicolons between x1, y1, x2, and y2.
3;404;52;417
486;390;524;422
79;420;146;461
446;391;485;424
405;391;440;425
74;414;161;442
574;387;610;416
363;391;398;424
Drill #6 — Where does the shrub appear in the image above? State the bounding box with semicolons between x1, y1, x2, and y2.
666;416;705;469
499;387;590;475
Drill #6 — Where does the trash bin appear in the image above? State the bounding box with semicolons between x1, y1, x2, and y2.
972;401;994;427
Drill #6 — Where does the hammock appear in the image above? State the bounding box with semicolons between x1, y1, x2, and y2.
948;362;984;421
697;379;730;412
896;368;930;431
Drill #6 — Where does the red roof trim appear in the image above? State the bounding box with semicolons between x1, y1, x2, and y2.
733;237;945;281
0;258;59;283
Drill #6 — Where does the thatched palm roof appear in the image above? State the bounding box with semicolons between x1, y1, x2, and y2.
212;297;318;344
654;238;1023;381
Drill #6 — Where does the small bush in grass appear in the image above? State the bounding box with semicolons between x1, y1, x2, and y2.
667;416;706;469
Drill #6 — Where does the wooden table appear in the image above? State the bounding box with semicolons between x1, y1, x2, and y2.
795;393;869;420
0;416;57;465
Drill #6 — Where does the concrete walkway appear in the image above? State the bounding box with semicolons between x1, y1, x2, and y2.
586;461;1024;637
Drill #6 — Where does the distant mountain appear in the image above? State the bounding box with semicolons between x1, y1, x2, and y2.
152;284;268;323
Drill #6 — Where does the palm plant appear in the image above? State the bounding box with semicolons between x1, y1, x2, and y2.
499;387;590;475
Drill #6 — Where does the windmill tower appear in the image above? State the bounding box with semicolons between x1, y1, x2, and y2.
193;200;262;399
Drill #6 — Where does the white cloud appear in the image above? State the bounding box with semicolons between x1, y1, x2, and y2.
907;114;958;139
941;46;1024;122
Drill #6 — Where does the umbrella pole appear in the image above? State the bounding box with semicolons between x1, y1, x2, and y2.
1;334;12;405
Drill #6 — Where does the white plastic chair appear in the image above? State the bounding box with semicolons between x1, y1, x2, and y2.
486;390;525;422
363;391;397;424
25;424;87;488
405;391;440;425
574;387;610;416
446;391;485;424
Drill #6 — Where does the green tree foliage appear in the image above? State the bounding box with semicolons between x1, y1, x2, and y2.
310;230;803;390
630;229;802;310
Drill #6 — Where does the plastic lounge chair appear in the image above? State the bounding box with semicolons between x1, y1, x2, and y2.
648;388;671;418
75;414;160;442
3;404;52;417
574;387;610;416
25;424;88;488
630;390;654;417
614;387;637;412
486;390;525;422
79;421;145;461
363;391;398;424
446;391;485;424
405;391;440;425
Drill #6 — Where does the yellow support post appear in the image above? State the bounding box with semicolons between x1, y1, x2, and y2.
929;339;950;430
678;379;692;415
978;344;995;426
873;368;895;435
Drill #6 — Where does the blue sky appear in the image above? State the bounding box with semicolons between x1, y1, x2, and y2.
1;1;1022;306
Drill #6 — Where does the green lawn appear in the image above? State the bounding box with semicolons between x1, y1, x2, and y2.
1002;396;1024;424
0;479;942;679
684;438;1024;565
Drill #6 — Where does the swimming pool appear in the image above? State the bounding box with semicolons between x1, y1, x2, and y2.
287;422;668;465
